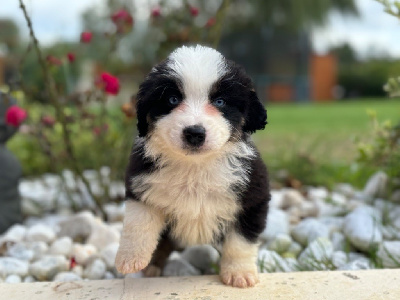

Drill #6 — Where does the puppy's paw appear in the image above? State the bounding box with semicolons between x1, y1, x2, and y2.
115;249;150;274
220;269;259;288
143;265;162;277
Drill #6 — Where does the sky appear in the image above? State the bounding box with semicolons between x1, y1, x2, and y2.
1;0;399;59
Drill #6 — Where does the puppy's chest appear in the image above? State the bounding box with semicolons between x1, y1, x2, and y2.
134;160;248;245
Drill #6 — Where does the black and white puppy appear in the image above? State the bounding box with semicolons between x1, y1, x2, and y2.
115;45;270;288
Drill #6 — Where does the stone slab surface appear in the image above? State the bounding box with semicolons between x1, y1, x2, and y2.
1;269;400;300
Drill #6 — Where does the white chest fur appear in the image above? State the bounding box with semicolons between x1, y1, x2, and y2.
131;142;254;246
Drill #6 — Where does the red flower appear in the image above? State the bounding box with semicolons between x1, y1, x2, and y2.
111;9;133;33
6;105;27;127
80;31;93;43
151;6;161;18
69;257;77;269
46;55;62;66
205;17;216;28
41;115;56;127
67;52;76;63
98;72;120;95
189;6;199;17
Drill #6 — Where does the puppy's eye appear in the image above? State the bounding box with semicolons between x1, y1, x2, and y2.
212;98;225;108
168;96;181;106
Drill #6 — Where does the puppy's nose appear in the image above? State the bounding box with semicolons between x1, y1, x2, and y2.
183;125;206;147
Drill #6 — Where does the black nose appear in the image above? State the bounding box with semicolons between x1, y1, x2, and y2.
183;125;206;147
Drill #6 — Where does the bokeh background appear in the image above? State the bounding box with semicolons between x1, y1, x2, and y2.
0;0;399;195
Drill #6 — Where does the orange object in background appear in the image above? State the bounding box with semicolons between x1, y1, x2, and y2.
267;83;294;102
310;54;337;101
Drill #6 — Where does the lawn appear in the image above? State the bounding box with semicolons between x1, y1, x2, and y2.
254;98;399;187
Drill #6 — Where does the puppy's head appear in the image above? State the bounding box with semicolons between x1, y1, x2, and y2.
137;45;267;158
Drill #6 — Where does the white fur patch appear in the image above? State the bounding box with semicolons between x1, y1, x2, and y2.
131;139;255;246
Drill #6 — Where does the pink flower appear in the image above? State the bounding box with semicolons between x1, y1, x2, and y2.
98;72;120;95
46;55;62;66
6;105;27;127
111;9;133;33
189;6;199;17
151;6;161;18
67;52;76;63
205;17;216;28
80;31;93;43
41;115;56;127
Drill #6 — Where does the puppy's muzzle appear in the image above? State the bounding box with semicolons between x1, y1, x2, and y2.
183;125;206;148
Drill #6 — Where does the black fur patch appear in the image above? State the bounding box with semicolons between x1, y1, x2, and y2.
136;60;184;137
125;140;157;201
235;150;270;242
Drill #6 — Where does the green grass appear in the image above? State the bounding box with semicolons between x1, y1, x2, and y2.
253;98;400;188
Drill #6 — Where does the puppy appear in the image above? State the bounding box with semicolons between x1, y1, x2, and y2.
115;45;270;288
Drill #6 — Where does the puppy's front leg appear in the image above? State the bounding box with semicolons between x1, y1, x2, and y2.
220;231;260;288
115;200;165;274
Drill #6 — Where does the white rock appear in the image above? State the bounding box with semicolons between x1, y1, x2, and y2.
298;201;319;218
343;206;382;252
26;224;56;243
86;220;120;251
104;203;124;223
334;183;355;198
298;238;334;270
308;187;329;201
319;217;344;233
338;258;372;270
104;271;115;279
162;258;201;276
329;192;347;206
390;190;400;203
377;241;400;268
181;245;219;272
331;232;347;252
363;171;388;200
0;257;29;277
29;255;69;281
267;234;292;253
58;211;95;240
286;242;303;257
281;189;305;209
291;218;329;246
54;272;82;282
100;242;119;269
28;241;49;260
5;274;21;283
261;209;290;241
258;249;280;273
269;190;284;208
71;244;97;265
0;225;27;247
332;251;348;268
6;243;34;261
23;275;36;283
49;237;73;256
71;265;83;277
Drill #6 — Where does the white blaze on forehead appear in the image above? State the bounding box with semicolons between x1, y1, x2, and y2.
167;45;227;99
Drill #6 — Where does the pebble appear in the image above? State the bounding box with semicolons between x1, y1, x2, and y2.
338;258;372;270
5;274;22;283
49;237;73;256
162;258;201;277
286;241;303;257
58;211;95;240
24;275;36;283
26;224;56;243
54;271;83;282
281;189;305;209
363;171;388;200
0;225;27;246
29;241;49;260
298;238;334;271
71;244;97;265
86;220;120;251
100;242;119;269
83;258;107;280
331;251;348;268
343;206;382;252
377;241;400;268
0;257;29;277
291;218;329;246
261;209;290;241
181;245;219;272
104;203;125;222
29;255;69;281
267;233;292;253
6;243;34;261
331;232;347;252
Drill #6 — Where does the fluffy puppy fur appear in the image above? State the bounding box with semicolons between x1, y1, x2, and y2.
115;45;270;288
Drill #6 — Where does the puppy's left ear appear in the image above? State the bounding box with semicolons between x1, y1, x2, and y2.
243;91;267;134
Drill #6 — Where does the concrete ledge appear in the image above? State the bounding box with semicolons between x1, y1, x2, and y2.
1;269;400;299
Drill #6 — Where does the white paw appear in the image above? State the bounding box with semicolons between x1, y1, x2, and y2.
115;248;151;274
220;269;259;288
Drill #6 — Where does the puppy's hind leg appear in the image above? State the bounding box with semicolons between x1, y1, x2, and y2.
115;200;165;274
219;231;260;288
